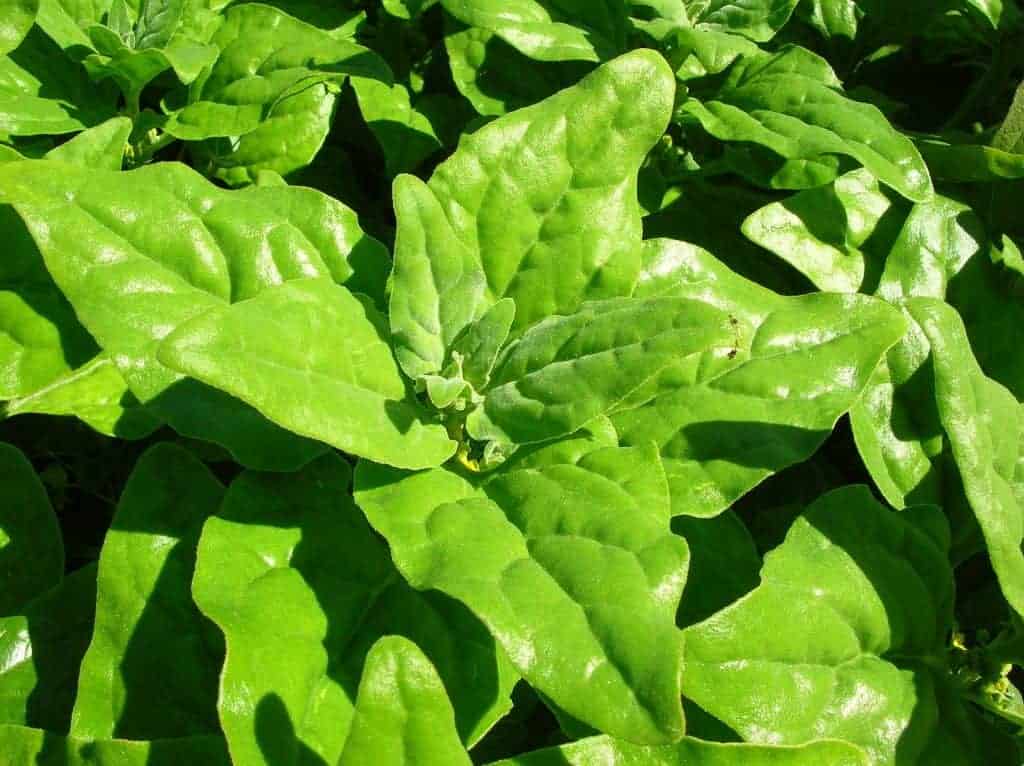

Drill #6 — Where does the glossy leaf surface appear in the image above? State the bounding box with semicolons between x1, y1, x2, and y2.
355;441;688;744
193;453;515;766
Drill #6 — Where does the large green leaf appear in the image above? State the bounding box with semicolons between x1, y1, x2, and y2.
0;442;63;616
679;46;933;202
0;0;39;56
337;637;473;766
354;441;688;744
682;485;1016;765
0;159;388;470
159;279;456;470
741;169;894;293
192;453;516;766
439;0;629;62
0;564;96;731
905;299;1024;618
488;735;869;765
613;239;906;517
45;116;130;169
71;443;224;740
166;3;391;185
390;50;675;380
0;27;117;136
0;725;230;765
466;297;733;446
5;355;161;439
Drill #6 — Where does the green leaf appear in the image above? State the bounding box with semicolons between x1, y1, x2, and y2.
0;725;230;766
354;442;689;744
694;0;802;42
337;637;473;766
916;135;1024;182
5;355;161;439
445;26;586;116
166;3;391;185
683;486;1016;765
193;453;516;765
71;443;224;740
44;116;130;169
0;27;118;136
679;47;934;202
466;296;734;446
487;735;869;765
159;279;456;470
614;239;907;517
0;159;388;470
450;297;515;392
0;203;98;401
390;49;675;377
0;0;39;56
352;78;443;177
0;564;96;731
905;298;1024;619
0;442;63;615
439;0;629;62
742;169;894;293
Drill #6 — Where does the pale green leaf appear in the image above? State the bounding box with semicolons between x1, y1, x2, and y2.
167;4;391;184
5;355;161;439
742;169;893;293
467;297;733;446
439;0;629;62
159;279;456;470
0;0;39;56
390;50;675;377
614;239;907;517
0;28;117;136
0;159;384;470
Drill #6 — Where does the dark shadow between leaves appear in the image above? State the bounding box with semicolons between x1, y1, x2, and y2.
255;693;328;766
109;527;224;739
680;420;828;471
23;563;97;733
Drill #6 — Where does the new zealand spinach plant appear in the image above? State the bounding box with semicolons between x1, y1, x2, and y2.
2;0;1024;764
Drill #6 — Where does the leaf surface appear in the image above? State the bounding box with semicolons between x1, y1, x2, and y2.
71;443;224;740
192;453;515;766
159;279;456;470
0;442;63;615
614;239;906;516
355;442;688;744
337;637;473;766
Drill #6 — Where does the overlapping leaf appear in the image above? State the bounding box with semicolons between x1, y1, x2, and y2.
612;239;907;516
192;453;516;766
390;50;675;380
0;159;387;469
355;439;689;744
682;485;1017;765
71;443;224;740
